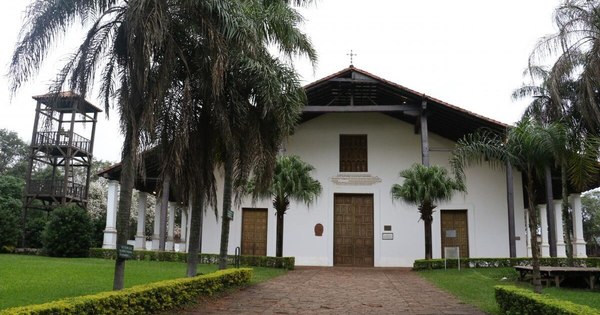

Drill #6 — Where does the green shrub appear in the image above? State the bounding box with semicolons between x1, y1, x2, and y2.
495;285;600;315
413;257;600;270
0;268;252;315
88;248;295;269
42;205;93;257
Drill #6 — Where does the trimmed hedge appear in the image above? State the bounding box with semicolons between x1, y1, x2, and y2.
0;268;252;315
413;257;600;270
495;285;600;315
89;248;295;270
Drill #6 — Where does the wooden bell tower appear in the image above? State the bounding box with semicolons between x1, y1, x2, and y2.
22;92;102;213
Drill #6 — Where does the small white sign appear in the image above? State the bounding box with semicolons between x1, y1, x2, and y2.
382;233;394;240
446;229;457;238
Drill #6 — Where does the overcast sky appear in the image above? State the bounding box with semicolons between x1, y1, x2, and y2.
0;1;561;162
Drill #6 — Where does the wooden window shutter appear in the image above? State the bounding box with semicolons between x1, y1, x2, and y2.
339;135;368;172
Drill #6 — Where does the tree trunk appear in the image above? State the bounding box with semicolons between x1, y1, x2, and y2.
113;129;136;290
420;203;434;260
218;156;233;270
159;175;170;251
276;211;284;258
544;166;557;257
561;162;573;261
187;191;204;277
526;171;542;294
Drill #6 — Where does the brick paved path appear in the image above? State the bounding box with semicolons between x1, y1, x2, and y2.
179;267;486;314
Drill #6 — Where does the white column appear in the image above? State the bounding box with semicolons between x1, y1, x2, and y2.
166;201;176;251
570;193;587;257
180;207;187;252
102;180;119;249
135;191;147;250
554;200;566;257
539;204;550;257
152;200;161;250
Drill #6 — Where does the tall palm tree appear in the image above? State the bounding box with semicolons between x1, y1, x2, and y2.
251;155;321;257
212;0;316;269
450;119;568;293
216;51;309;269
152;0;315;272
530;0;600;132
514;61;600;259
390;164;464;260
10;0;265;288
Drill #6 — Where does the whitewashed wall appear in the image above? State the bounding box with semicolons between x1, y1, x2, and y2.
199;112;527;267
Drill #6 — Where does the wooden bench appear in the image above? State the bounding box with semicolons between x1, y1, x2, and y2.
515;266;600;289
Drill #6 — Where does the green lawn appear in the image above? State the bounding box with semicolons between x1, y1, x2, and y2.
0;254;285;310
419;267;600;314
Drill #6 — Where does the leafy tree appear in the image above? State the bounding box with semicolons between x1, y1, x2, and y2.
0;175;25;249
450;119;571;294
249;155;321;257
0;129;28;177
42;204;92;257
390;164;464;260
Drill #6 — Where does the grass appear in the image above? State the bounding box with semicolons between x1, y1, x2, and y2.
0;254;286;310
418;267;600;314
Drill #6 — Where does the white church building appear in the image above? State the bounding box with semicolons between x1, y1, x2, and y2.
99;67;589;267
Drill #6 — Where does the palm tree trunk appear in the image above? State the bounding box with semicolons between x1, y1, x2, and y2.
420;203;434;260
526;172;542;294
187;191;204;277
113;129;136;290
544;166;557;257
276;209;285;258
424;218;433;260
218;156;233;269
561;162;573;261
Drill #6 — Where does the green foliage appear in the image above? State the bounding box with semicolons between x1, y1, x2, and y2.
0;268;252;315
391;164;464;211
0;176;25;248
42;205;92;257
88;248;295;270
495;285;600;315
413;257;600;270
0;129;28;176
582;191;600;256
260;155;322;213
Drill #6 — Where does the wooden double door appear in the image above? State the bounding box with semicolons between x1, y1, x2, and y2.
241;208;268;256
334;194;374;266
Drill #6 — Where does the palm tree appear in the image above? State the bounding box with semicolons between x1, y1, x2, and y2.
450;119;570;293
212;0;316;269
530;0;600;132
10;0;267;289
390;164;464;260
216;51;309;269
251;155;321;258
514;61;600;259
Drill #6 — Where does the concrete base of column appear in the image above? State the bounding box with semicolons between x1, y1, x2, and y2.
573;240;587;258
102;229;117;249
166;239;174;251
556;242;567;257
152;235;160;250
176;241;186;253
541;243;550;257
135;235;146;250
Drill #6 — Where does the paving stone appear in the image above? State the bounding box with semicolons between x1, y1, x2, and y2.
178;267;486;315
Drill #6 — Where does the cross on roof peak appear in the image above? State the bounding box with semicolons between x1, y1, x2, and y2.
346;50;357;66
